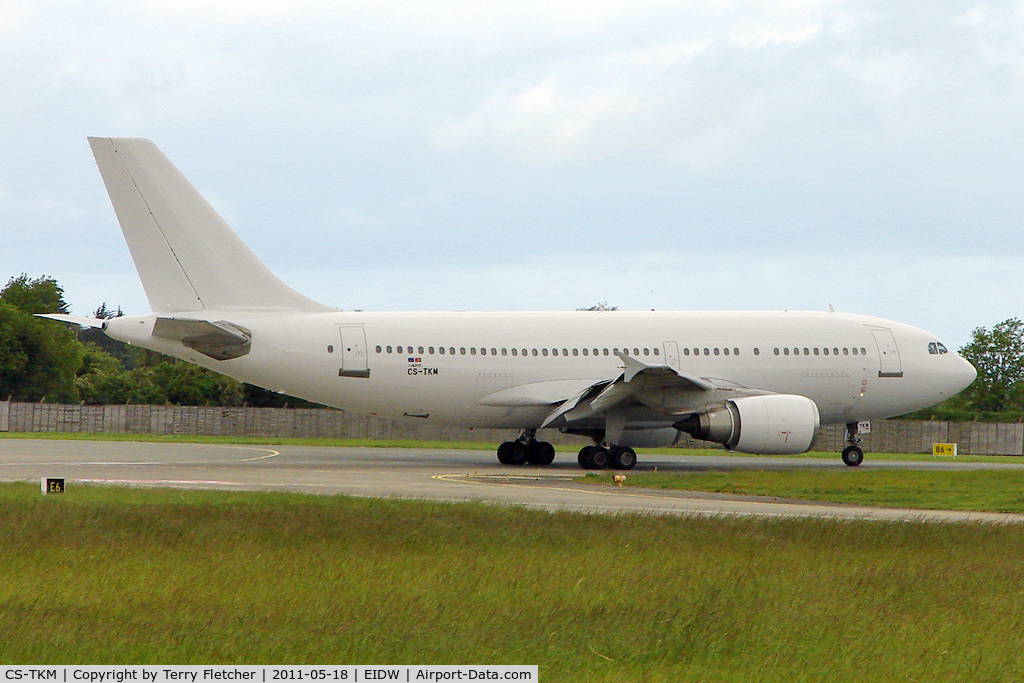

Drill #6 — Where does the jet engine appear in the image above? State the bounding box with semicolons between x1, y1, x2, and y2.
674;394;820;455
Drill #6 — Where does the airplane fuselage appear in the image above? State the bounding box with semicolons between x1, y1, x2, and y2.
105;308;973;433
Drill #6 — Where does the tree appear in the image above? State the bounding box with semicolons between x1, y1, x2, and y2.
0;301;82;402
577;302;619;311
956;318;1024;413
1;274;69;315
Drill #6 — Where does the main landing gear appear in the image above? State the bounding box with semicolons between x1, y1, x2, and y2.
578;444;637;470
496;430;556;466
495;430;638;470
841;421;865;467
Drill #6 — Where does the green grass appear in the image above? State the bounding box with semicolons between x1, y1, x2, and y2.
603;468;1024;513
4;483;1024;680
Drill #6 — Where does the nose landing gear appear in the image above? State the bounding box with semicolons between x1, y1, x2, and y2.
841;422;865;467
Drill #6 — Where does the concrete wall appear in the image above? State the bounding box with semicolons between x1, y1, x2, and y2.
0;400;1020;456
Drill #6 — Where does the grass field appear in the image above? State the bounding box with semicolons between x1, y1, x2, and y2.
3;482;1024;680
608;468;1024;513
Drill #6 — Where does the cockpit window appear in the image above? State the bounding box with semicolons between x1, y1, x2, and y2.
928;342;949;355
937;342;948;354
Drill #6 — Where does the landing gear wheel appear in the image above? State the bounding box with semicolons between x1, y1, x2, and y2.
611;447;637;470
527;441;556;466
578;446;597;469
590;447;610;469
842;445;864;467
506;442;529;465
497;441;515;465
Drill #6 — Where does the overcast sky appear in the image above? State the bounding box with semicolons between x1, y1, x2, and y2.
2;0;1022;348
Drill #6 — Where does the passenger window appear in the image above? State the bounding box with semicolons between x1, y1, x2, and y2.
603;348;610;356
572;349;579;356
823;347;829;355
583;348;590;356
653;348;660;356
471;348;477;355
793;348;799;356
803;348;810;356
733;348;739;356
429;346;434;354
439;347;446;355
460;347;467;355
418;346;424;354
852;347;858;356
643;348;650;356
723;347;729;356
813;348;819;356
861;347;867;355
833;348;839;356
501;348;508;356
563;348;569;356
704;348;710;356
773;348;779;355
532;349;538;357
684;348;690;356
843;348;849;355
481;348;487;356
450;347;456;355
754;348;760;356
633;348;640;356
713;348;720;356
511;348;518;356
784;348;790;356
542;349;549;357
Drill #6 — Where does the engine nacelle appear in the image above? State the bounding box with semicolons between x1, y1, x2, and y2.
675;394;820;455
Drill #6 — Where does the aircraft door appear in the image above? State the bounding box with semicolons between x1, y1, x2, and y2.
871;328;903;378
338;325;371;378
663;341;680;369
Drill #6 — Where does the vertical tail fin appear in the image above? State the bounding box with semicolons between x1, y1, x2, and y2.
88;137;334;314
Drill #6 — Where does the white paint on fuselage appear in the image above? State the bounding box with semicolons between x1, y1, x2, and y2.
105;309;976;430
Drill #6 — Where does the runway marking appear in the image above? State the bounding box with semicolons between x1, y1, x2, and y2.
432;472;694;504
237;449;280;462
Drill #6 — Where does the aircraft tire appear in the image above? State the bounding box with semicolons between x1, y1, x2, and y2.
590;446;611;469
507;442;530;465
578;446;597;469
611;447;637;470
497;441;515;465
841;445;864;467
528;441;556;466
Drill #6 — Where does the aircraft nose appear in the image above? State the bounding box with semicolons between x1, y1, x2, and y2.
957;355;977;391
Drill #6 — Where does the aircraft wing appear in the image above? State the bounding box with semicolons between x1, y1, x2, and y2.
540;352;724;428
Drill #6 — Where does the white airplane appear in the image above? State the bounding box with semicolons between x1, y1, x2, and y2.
43;137;977;470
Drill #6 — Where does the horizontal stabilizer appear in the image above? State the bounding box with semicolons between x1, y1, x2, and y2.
152;317;252;361
36;314;106;328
